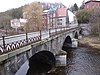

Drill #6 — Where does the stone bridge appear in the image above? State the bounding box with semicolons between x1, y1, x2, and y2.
0;27;82;75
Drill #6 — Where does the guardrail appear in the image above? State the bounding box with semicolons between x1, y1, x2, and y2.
0;27;79;54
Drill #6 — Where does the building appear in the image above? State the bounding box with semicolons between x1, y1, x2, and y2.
47;7;57;29
49;10;57;28
42;12;48;30
67;10;78;27
85;0;100;10
22;2;68;30
42;2;67;29
55;7;67;28
42;7;69;29
10;18;27;29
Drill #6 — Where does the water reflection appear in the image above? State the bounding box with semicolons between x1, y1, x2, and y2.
16;47;100;75
45;66;66;75
67;47;100;75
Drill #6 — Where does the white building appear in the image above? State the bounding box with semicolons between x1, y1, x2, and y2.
10;18;27;29
67;10;78;27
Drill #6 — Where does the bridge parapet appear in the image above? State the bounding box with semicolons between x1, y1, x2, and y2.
0;27;80;55
0;36;41;54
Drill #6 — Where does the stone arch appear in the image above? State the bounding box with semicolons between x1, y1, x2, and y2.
62;35;72;50
79;28;82;35
28;51;56;74
74;32;78;39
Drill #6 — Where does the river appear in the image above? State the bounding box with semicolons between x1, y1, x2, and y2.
15;46;100;75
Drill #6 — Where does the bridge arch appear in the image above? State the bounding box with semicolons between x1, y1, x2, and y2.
62;35;72;50
28;51;56;74
74;32;78;39
79;28;83;35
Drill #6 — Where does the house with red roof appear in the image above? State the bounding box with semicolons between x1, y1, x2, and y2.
55;7;67;27
85;0;100;10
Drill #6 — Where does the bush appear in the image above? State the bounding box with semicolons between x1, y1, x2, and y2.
76;9;91;24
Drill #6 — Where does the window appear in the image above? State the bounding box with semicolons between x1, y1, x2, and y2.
86;5;89;9
57;23;62;25
57;19;62;21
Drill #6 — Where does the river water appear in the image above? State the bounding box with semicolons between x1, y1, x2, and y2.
15;46;100;75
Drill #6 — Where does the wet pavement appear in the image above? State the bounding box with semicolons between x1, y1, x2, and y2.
15;47;100;75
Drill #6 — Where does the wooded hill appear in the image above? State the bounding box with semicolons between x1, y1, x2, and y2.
0;2;64;29
0;6;23;29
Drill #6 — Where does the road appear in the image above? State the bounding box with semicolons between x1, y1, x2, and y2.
0;26;77;46
0;29;60;46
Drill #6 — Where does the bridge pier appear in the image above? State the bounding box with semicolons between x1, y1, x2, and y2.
72;38;78;48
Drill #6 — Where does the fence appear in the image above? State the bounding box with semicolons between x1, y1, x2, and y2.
0;27;79;54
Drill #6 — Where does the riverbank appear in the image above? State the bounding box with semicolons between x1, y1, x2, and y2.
79;36;100;49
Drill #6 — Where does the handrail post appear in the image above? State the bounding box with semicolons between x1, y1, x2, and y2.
55;27;57;34
2;36;6;49
49;29;51;37
26;32;28;43
40;30;42;40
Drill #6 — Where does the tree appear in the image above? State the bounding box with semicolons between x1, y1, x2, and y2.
74;3;78;11
89;8;100;36
0;16;11;28
80;0;85;9
69;3;78;12
0;15;12;35
76;8;100;36
0;6;23;30
23;2;42;32
76;9;91;24
11;7;23;19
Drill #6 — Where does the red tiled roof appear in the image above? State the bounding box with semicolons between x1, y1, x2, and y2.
56;8;67;17
85;1;100;4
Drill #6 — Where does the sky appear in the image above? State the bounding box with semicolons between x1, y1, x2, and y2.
0;0;89;12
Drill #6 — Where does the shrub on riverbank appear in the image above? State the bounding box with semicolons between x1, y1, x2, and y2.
79;36;100;49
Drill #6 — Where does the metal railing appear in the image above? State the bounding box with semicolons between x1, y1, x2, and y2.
0;27;79;55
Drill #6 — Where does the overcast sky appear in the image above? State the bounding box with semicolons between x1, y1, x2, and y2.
0;0;90;12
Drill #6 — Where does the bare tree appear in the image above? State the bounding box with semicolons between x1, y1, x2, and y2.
23;2;42;32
